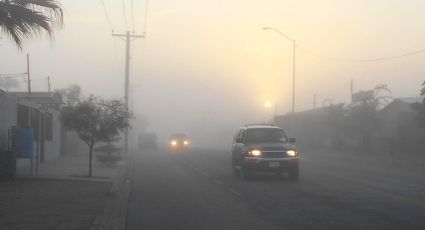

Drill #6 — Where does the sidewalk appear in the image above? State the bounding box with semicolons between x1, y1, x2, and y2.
17;154;124;180
0;154;129;230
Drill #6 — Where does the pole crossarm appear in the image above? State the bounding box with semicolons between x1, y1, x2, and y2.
112;33;144;38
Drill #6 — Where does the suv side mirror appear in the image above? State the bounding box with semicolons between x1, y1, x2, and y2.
289;138;296;143
236;138;243;143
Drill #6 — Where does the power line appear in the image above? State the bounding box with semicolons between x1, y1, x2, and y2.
100;0;114;32
0;73;26;78
143;0;149;35
98;1;121;69
31;77;49;82
131;0;135;33
122;0;128;31
299;46;425;63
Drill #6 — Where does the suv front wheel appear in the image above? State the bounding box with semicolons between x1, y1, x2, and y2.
288;166;299;181
240;166;252;180
231;157;240;176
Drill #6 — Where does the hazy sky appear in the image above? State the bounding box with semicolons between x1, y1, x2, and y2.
1;0;425;143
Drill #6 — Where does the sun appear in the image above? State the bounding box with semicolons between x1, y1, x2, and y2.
264;101;273;108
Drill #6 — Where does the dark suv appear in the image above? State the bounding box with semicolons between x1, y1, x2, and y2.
231;125;299;180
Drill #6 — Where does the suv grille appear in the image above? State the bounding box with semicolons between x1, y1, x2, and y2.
261;151;287;158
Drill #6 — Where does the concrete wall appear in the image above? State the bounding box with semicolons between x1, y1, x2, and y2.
376;100;425;153
275;100;425;154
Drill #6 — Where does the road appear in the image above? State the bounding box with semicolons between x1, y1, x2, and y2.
126;147;425;230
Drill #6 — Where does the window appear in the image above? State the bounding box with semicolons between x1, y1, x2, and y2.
237;129;245;142
30;108;39;141
246;128;288;143
17;104;30;128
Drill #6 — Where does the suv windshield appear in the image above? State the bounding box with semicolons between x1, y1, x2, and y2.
169;133;188;139
245;128;288;143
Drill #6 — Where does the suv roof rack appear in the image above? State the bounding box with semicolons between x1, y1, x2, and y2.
244;123;275;127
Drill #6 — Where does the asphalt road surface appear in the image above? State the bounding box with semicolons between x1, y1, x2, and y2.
126;147;425;230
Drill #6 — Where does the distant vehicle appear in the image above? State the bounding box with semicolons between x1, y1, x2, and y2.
231;124;299;180
168;133;191;152
138;133;158;151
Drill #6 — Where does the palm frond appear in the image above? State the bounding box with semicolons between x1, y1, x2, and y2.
0;0;63;48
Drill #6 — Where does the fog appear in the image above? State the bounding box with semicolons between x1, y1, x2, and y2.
3;2;425;230
2;0;425;147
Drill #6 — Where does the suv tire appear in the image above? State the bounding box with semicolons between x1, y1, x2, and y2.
241;166;252;180
288;166;299;181
232;159;240;176
232;164;240;176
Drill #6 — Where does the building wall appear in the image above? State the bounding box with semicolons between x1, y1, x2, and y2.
0;96;17;149
63;131;90;156
1;95;64;174
43;109;62;161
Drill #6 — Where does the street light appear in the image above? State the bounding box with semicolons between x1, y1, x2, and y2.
263;26;296;113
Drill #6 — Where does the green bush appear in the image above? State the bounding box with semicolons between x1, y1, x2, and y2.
94;144;122;165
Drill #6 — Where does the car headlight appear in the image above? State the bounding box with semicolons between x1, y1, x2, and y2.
183;140;189;145
250;149;262;156
171;141;177;146
286;150;297;157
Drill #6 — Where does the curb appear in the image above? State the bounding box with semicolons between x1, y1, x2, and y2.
16;175;113;183
90;158;131;230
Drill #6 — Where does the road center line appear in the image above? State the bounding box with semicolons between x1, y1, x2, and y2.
214;179;223;185
257;206;267;212
228;188;241;196
201;172;210;177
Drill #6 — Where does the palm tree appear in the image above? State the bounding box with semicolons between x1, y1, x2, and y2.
0;0;63;48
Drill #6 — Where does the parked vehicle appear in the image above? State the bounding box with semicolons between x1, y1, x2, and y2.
138;133;158;152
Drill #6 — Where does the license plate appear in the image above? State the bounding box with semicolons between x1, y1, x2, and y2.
269;162;280;168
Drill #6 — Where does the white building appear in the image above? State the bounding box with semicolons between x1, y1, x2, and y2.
0;91;64;174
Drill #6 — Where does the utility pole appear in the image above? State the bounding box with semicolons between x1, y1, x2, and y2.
350;79;354;104
48;76;51;92
112;31;143;154
26;53;31;93
47;76;51;93
314;94;317;110
26;53;33;174
292;40;296;113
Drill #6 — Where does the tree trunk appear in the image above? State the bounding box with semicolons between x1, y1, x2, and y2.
89;144;93;177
